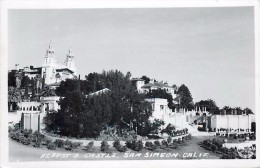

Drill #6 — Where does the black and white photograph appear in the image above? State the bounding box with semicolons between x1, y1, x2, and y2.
1;1;260;168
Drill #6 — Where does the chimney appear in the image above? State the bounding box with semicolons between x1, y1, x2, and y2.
15;64;19;71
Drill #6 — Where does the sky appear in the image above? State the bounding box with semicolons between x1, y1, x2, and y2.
8;7;255;110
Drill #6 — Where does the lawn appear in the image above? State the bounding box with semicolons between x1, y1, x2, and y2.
9;136;220;162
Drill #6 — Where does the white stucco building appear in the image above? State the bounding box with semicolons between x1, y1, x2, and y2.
41;44;77;85
132;78;177;99
145;98;189;130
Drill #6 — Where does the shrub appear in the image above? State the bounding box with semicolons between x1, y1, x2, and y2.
20;136;27;144
154;140;161;147
43;139;52;146
34;139;42;148
22;129;31;138
23;138;32;145
161;140;168;147
112;139;127;152
220;147;229;154
250;134;256;140
187;133;192;140
54;139;64;148
145;141;156;151
17;133;24;143
145;141;153;148
64;140;73;150
125;140;132;149
72;142;82;149
113;139;120;149
101;141;110;152
125;140;143;151
9;132;17;140
135;140;143;151
167;136;172;144
172;139;177;144
47;142;56;150
84;141;94;151
161;124;175;136
117;145;127;152
211;144;217;152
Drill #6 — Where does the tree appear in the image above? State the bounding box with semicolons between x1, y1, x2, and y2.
23;76;29;100
31;78;36;101
222;106;232;115
44;90;87;137
176;84;194;110
8;71;17;87
137;119;164;137
195;99;219;114
141;75;151;84
244;107;253;115
40;85;56;97
8;86;21;111
235;107;243;115
56;79;80;96
45;70;153;138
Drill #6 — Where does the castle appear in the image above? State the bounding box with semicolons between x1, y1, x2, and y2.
11;43;77;86
42;44;77;85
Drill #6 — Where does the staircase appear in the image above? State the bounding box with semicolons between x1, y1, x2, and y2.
184;123;213;136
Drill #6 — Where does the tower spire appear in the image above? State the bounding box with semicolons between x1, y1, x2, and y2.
49;40;52;49
65;46;77;74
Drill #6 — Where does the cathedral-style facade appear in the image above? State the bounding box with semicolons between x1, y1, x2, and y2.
10;44;77;87
41;44;77;85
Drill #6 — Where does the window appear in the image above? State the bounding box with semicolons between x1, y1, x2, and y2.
160;105;164;110
152;104;154;111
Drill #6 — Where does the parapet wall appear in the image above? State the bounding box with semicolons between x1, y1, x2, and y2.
210;115;252;131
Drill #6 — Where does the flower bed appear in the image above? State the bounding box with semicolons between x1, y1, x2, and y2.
9;128;191;153
199;138;256;159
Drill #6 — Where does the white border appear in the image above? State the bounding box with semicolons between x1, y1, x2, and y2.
1;0;260;168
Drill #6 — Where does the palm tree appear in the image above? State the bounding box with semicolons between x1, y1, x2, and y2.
8;86;21;111
223;106;231;115
244;108;253;115
235;107;243;115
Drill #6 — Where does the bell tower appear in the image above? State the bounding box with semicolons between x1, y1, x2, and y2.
44;42;55;65
64;48;77;74
42;42;57;84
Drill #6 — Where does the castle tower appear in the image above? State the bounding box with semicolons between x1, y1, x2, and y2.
43;43;55;65
64;48;77;74
42;43;57;84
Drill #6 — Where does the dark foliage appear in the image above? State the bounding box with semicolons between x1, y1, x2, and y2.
195;99;219;114
176;84;194;110
101;141;110;152
125;140;143;151
44;70;153;138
